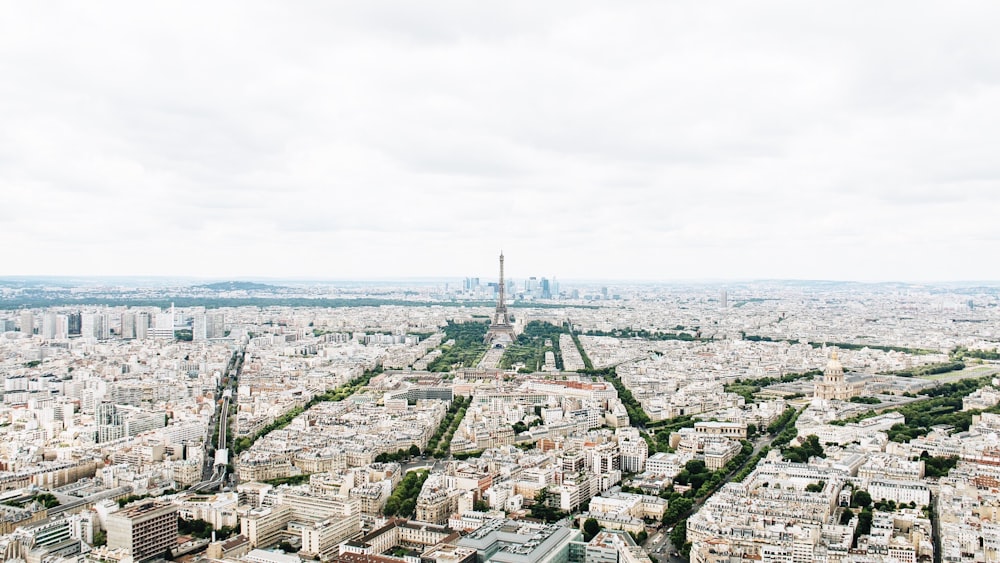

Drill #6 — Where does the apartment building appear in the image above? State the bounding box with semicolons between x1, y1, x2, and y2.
105;500;178;563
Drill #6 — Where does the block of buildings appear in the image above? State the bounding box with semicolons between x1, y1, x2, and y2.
105;500;178;563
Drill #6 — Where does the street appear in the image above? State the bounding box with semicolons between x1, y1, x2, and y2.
639;420;787;563
645;528;686;563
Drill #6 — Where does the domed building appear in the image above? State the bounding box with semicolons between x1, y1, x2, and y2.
813;349;864;401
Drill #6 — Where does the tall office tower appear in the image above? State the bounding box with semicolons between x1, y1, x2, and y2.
192;313;207;341
19;311;34;336
464;277;481;294
55;314;69;339
84;313;109;339
98;313;111;340
136;312;149;340
121;312;136;339
81;313;98;339
153;309;175;339
721;289;728;309
106;500;179;562
41;312;57;339
67;312;82;336
541;278;551;299
526;276;538;293
121;312;135;339
206;312;225;339
551;279;560;299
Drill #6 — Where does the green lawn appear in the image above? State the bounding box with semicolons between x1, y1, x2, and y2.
919;366;997;381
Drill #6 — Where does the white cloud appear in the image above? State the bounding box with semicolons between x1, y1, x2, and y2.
1;1;999;281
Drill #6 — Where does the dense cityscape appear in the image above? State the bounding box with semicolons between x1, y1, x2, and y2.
6;0;1000;561
2;254;1000;563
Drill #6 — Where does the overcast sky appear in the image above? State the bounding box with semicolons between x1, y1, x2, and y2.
2;2;999;282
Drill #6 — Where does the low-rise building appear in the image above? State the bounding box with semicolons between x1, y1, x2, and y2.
457;518;583;563
868;479;931;507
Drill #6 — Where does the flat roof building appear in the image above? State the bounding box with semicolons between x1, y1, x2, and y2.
458;518;583;563
106;500;178;563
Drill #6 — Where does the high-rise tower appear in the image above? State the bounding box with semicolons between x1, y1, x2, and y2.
484;252;518;346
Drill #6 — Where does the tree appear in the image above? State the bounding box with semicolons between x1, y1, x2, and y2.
855;509;873;542
662;497;693;526
782;434;825;463
874;499;898;511
277;541;295;553
923;455;959;478
840;509;854;525
852;490;872;508
179;518;215;539
684;459;707;474
805;482;824;493
531;489;567;523
383;470;428;518
408;444;421;457
669;520;687;550
34;493;59;509
583;518;601;541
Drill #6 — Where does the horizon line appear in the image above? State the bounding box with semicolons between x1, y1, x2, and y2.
3;275;1000;286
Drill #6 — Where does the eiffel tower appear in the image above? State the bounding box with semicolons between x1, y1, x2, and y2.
484;251;518;346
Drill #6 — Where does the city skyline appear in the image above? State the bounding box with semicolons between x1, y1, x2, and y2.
2;276;997;562
3;3;1000;281
3;4;1000;556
